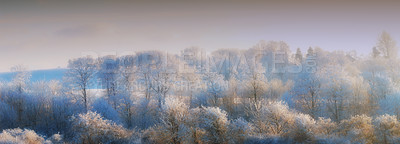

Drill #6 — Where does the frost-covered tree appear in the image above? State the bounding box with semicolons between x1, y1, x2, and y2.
228;117;253;143
314;117;337;137
360;58;393;115
7;65;31;125
151;52;181;107
348;76;372;116
151;71;173;108
339;115;375;144
65;57;97;111
250;101;295;136
244;72;268;103
197;107;230;144
117;93;136;128
363;70;394;115
145;99;234;144
321;65;352;122
221;76;241;118
290;113;316;143
116;55;138;128
10;65;31;94
70;111;132;144
290;72;321;118
374;114;400;144
118;55;137;93
267;79;291;100
135;51;165;100
0;128;52;144
202;73;227;107
98;56;119;109
144;97;191;144
376;31;398;59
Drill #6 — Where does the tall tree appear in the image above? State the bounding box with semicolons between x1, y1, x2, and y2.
203;72;227;107
244;72;268;103
98;56;119;109
321;65;352;122
66;57;97;111
376;31;397;59
10;65;31;125
290;71;321;118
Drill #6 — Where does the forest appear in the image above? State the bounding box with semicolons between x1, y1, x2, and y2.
0;32;400;144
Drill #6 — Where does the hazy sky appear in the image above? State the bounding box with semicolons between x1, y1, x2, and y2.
1;0;399;72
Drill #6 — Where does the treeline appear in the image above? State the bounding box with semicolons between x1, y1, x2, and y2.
1;32;400;143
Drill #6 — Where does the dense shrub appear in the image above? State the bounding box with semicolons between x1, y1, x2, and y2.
70;111;132;144
0;128;51;144
374;114;400;143
339;115;376;144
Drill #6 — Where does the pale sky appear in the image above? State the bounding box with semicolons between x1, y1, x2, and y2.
1;0;399;72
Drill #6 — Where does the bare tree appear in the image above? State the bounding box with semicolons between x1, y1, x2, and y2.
290;72;321;118
98;56;119;109
10;65;31;125
245;72;268;103
66;57;97;111
151;70;173;108
203;72;226;107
